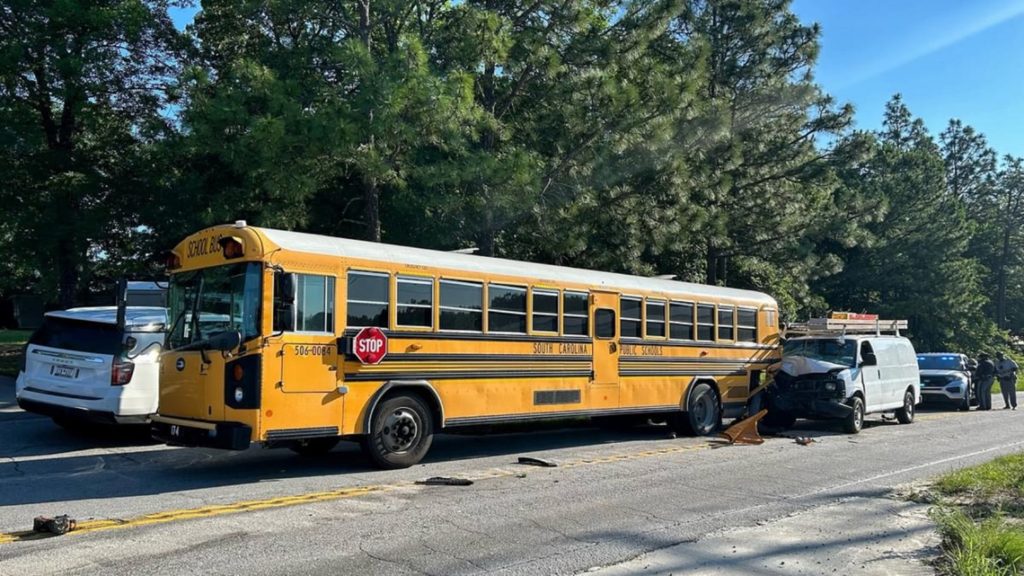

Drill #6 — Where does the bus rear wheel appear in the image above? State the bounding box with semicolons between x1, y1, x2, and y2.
364;394;434;469
674;382;721;436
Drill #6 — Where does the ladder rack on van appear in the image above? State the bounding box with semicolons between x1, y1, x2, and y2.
784;318;908;338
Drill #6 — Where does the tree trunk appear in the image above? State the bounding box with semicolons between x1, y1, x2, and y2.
363;177;381;242
996;216;1011;329
706;240;718;285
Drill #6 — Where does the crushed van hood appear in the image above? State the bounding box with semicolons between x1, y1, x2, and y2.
778;355;849;377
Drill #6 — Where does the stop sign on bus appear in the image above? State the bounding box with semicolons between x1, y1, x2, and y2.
352;327;388;364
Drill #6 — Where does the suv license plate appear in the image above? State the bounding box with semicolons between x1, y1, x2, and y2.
51;365;79;379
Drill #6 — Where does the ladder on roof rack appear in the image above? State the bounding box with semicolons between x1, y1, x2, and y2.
783;318;908;338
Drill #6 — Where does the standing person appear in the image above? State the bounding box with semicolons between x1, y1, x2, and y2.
995;352;1019;410
976;353;996;411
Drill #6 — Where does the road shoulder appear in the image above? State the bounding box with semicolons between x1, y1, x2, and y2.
590;490;939;575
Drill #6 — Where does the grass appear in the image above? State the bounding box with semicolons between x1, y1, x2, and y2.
931;453;1024;575
0;329;30;378
991;381;1024;393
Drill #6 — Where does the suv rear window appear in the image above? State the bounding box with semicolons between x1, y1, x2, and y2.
29;318;124;356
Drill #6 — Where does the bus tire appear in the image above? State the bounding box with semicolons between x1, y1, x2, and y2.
364;394;434;469
289;437;340;456
674;382;721;436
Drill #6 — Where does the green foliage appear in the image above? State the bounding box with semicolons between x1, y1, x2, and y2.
932;508;1024;576
936;453;1024;499
0;0;1022;357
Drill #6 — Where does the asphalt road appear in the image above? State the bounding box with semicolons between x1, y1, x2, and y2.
1;381;1023;575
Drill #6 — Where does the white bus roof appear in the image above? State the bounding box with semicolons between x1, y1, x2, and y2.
258;227;777;306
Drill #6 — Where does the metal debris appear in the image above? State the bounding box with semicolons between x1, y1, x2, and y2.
414;477;474;486
517;456;558;468
719;409;768;445
32;515;76;535
794;436;817;446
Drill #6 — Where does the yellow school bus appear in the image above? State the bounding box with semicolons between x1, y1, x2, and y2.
152;222;781;468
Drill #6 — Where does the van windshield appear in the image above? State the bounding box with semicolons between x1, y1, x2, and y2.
783;338;857;367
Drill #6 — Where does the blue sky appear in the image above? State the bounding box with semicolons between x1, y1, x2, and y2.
792;0;1024;158
170;1;1024;157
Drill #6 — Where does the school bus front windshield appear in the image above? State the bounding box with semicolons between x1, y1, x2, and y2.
167;262;262;349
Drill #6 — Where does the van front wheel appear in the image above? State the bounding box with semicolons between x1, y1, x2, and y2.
843;396;864;434
896;389;915;424
364;394;434;469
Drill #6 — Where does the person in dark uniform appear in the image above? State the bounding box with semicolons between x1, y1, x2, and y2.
976;353;996;411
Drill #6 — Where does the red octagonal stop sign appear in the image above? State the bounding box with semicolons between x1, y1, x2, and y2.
352;326;388;365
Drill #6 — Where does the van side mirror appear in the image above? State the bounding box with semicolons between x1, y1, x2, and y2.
861;352;877;367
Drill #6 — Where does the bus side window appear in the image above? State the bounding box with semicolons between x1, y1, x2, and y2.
563;291;589;336
273;272;296;332
347;271;389;328
296;275;335;333
595;309;616;339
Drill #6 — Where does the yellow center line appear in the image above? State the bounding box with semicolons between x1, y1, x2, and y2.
4;418;939;546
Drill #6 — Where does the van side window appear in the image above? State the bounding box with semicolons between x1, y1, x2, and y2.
860;341;875;364
347;271;389;328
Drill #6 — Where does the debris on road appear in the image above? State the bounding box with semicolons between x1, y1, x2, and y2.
414;477;474;486
718;409;767;445
517;456;558;467
32;515;76;536
794;437;817;446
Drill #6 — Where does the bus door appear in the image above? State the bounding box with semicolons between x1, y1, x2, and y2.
590;291;620;409
265;272;344;430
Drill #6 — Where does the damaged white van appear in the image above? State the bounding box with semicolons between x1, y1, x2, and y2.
766;319;921;433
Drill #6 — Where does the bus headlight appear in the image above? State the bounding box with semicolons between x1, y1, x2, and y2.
234;387;244;403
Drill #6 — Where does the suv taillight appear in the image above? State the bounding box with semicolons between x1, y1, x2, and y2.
111;358;135;386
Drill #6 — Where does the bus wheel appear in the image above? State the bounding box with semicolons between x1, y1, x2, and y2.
675;382;721;436
289;437;340;456
365;394;434;469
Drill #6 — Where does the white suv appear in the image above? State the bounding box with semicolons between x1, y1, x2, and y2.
16;307;167;427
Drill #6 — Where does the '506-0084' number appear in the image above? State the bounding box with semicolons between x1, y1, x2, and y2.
293;345;334;357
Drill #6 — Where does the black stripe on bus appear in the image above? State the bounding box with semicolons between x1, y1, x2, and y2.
375;353;592;363
618;338;776;351
618;369;748;377
343;369;593;382
444;405;680;427
618;356;776;365
343;329;593;345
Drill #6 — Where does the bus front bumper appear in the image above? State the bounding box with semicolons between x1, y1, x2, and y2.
151;415;252;450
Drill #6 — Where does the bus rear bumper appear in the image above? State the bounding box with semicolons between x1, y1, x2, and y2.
151;415;252;450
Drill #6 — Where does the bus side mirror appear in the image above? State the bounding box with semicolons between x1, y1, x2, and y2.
273;272;296;332
861;352;877;367
209;330;241;352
